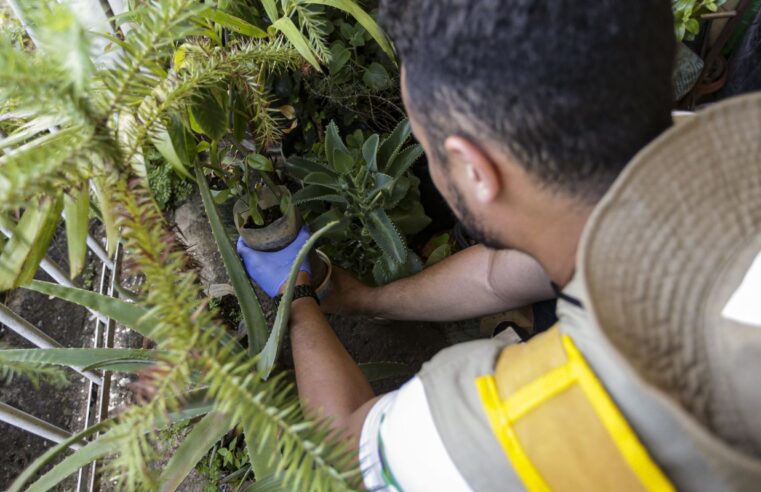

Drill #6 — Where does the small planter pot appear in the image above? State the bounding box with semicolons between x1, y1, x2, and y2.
310;249;333;301
234;185;301;252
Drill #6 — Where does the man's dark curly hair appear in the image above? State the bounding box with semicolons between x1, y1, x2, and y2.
379;0;676;201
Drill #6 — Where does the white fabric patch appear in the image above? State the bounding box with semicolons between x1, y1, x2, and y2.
359;377;473;492
722;250;761;327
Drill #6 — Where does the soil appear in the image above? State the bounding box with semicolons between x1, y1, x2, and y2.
243;206;282;229
0;229;96;490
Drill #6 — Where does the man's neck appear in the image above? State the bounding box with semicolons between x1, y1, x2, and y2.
518;201;592;288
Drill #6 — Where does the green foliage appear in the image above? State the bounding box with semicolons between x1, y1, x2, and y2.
146;149;194;210
287;119;431;284
0;345;69;389
673;0;727;41
0;0;395;489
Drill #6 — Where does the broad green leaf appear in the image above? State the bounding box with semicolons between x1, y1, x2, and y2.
359;362;415;382
304;0;396;62
285;156;338;180
366;208;406;264
0;196;62;291
309;208;349;237
246;153;274;172
243;476;285;492
25;433;121;492
190;90;228;141
63;187;89;279
259;221;339;378
196;164;268;354
92;175;118;256
26;280;158;337
152;117;195;180
365;173;394;199
390;200;431;235
362;62;391;90
328;41;350;74
19;195;63;287
159;412;236;492
332;149;355;174
260;0;280;23
362;134;380;172
426;243;451;267
0;348;157;372
378;119;411;172
244;424;278;480
200;9;268;37
293;185;347;205
303;172;341;190
324;120;348;168
386;144;424;179
271;17;322;72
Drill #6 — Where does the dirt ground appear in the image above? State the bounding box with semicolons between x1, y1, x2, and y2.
0;232;96;490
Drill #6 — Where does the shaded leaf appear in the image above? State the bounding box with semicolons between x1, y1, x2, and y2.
378;119;411;171
332;148;355;174
246;153;274;172
386;144;424;179
159;412;235;492
190;90;228;141
362;133;380;172
63;186;89;279
201;9;268;37
304;0;396;62
293;185;347;205
196;164;268;354
271;17;322;72
366;208;406;264
362;62;390;90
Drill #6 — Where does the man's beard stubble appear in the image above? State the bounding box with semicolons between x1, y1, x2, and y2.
448;183;506;251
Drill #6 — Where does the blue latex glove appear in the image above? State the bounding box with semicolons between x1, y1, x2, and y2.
236;226;312;297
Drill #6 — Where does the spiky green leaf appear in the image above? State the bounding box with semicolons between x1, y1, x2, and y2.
362;133;380;172
196;164;268;354
366;208;406;264
378;119;411;172
259;221;339;377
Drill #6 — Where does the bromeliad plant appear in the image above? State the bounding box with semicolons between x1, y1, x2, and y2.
287;119;431;284
0;0;394;490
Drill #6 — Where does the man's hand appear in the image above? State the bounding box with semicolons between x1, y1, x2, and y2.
236;226;312;297
320;266;376;316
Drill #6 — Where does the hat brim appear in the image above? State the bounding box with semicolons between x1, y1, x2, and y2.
579;92;761;453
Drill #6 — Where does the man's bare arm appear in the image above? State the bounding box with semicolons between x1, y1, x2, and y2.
288;278;378;451
322;245;555;321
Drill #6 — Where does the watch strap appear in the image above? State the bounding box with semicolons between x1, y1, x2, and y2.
273;284;319;308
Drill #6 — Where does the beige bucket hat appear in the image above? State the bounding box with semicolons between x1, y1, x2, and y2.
579;92;761;459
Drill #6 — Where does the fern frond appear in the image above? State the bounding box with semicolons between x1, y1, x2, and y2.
0;348;69;389
203;354;360;492
0;126;96;210
293;2;332;63
99;0;204;114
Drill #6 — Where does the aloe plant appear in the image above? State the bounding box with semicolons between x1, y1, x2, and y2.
287;119;431;284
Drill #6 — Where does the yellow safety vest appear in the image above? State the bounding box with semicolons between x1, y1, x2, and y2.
475;326;675;492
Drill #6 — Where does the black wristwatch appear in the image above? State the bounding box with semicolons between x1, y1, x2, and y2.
272;284;319;308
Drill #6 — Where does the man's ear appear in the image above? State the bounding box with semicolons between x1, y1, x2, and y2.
444;136;501;203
